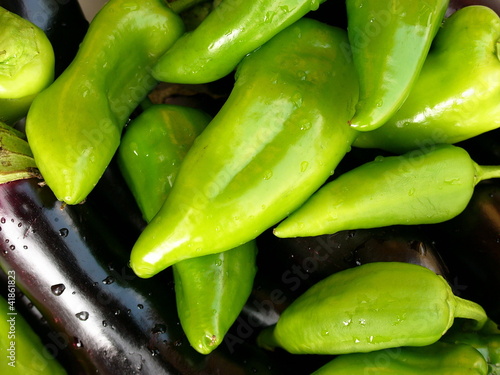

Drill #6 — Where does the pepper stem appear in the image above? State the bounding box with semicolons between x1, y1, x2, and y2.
168;0;208;14
453;295;488;330
475;163;500;184
256;325;280;351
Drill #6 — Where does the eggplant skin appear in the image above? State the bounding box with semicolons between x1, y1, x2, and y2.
0;176;308;375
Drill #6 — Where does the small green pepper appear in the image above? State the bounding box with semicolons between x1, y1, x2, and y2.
353;5;500;153
117;104;211;223
311;341;488;374
130;18;359;278
257;262;488;355
117;104;257;355
274;145;500;238
346;0;448;132
0;6;55;124
152;0;327;84
442;319;500;374
0;295;67;374
25;0;185;205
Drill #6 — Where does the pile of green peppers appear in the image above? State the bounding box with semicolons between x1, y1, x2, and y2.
4;0;500;373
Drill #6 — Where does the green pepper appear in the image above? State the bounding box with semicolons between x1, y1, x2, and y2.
24;0;185;205
0;6;55;124
310;341;488;374
257;262;488;355
442;319;500;374
117;104;211;223
117;104;258;355
129;18;359;278
345;0;448;132
152;0;327;84
0;294;67;374
274;144;500;238
353;5;500;153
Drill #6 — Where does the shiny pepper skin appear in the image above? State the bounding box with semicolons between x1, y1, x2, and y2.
129;18;359;278
25;0;184;205
346;0;449;132
117;104;258;355
152;0;327;84
0;6;54;124
311;341;488;375
353;5;500;153
274;145;500;238
257;262;488;355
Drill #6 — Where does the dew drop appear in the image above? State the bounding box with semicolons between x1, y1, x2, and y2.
263;170;273;180
214;259;223;267
59;228;69;237
102;276;115;285
102;320;108;327
137;304;144;310
73;337;84;348
9;245;15;250
51;284;66;296
75;311;89;321
0;218;5;224
151;324;167;334
300;161;309;172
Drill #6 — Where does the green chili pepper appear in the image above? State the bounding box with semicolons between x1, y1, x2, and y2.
117;104;258;355
353;5;500;153
310;341;488;374
0;6;55;124
345;0;448;132
24;0;185;205
257;262;488;355
129;18;359;279
0;295;67;374
152;0;327;84
274;144;500;238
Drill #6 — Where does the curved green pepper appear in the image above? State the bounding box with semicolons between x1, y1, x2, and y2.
25;0;185;205
0;295;67;374
353;5;500;153
0;6;54;124
257;262;488;355
311;341;488;374
130;18;359;278
152;0;327;84
117;104;258;355
346;0;448;132
274;145;500;238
